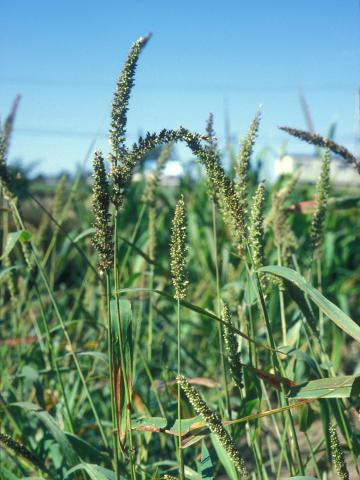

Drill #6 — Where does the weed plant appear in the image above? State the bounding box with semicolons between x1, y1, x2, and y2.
1;36;360;480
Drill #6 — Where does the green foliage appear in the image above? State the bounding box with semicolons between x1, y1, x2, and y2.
1;35;360;480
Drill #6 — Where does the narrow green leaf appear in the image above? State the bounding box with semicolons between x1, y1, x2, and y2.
10;402;79;468
260;265;360;343
65;433;108;463
0;466;19;480
119;287;280;353
65;463;116;480
73;228;95;243
210;434;237;480
288;477;319;480
200;441;214;479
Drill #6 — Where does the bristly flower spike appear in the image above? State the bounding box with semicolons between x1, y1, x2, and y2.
310;148;331;260
329;424;349;480
0;97;21;201
110;33;151;162
222;303;243;390
177;375;249;479
170;194;188;300
92;151;113;275
249;181;266;288
182;127;248;254
110;33;151;208
268;172;299;266
280;126;360;175
236;110;261;214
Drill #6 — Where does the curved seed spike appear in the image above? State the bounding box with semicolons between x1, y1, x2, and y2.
177;375;249;479
280;126;360;174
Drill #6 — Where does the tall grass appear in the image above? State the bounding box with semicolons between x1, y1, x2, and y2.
1;35;360;480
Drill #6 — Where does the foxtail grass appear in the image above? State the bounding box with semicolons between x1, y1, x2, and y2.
170;194;188;480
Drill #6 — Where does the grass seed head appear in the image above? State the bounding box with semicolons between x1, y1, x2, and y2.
310;148;331;259
329;424;349;480
176;375;249;479
170;194;188;300
222;303;244;389
268;173;299;266
0;97;21;201
110;34;151;163
280;126;360;174
249;181;266;287
236;110;261;211
92;151;113;275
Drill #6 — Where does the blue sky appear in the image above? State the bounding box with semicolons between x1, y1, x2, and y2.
1;0;359;175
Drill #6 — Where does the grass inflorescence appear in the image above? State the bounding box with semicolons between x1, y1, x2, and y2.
1;35;359;480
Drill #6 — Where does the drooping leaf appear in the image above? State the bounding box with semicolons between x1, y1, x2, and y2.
119;287;281;354
260;265;360;343
288;375;360;399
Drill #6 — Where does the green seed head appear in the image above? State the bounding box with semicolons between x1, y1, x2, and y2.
222;303;243;390
310;149;331;259
92;151;113;275
110;34;151;162
0;97;20;201
236;110;261;214
170;195;188;300
249;181;266;287
268;173;299;266
176;375;249;479
329;424;349;480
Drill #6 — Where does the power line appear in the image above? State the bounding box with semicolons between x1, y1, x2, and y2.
0;77;357;93
13;127;360;143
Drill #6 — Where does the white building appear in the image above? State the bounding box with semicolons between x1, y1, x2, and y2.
275;154;360;187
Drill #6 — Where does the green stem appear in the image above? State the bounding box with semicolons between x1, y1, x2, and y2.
106;273;120;479
10;200;108;447
114;211;136;480
277;247;287;345
245;252;305;475
177;297;185;480
212;201;231;419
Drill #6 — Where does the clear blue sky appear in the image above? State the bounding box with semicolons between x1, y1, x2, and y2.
1;0;359;175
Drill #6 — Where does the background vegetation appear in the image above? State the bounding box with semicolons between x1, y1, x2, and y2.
1;36;359;480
